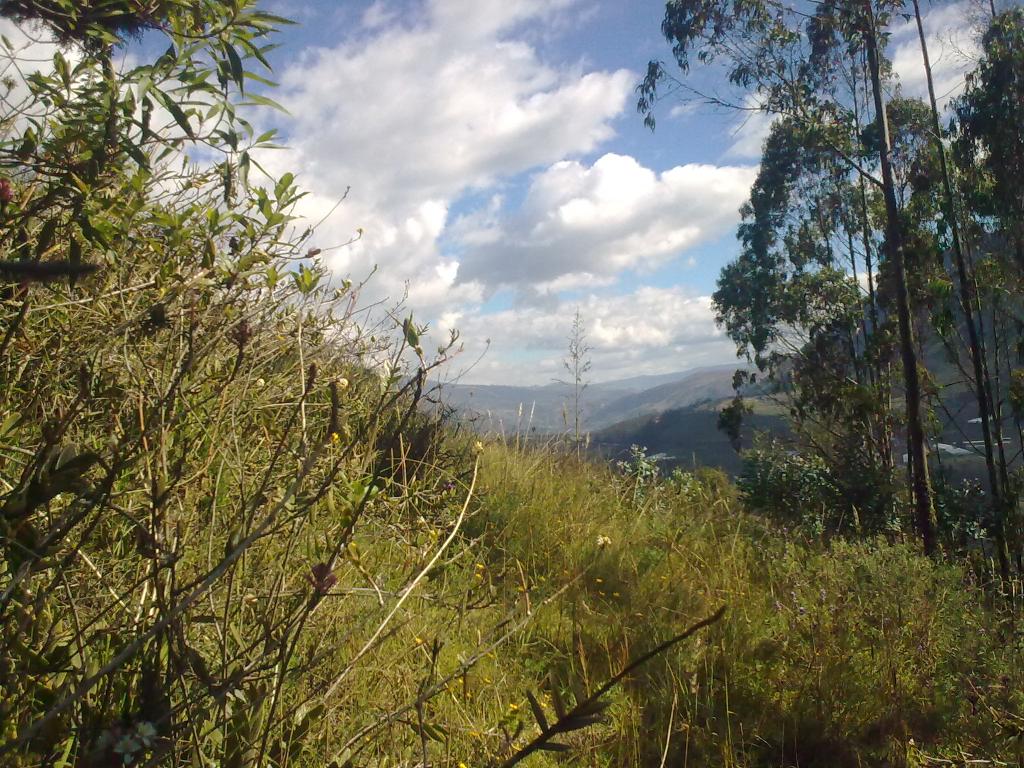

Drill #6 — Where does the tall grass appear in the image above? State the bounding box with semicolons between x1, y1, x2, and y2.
457;438;1024;766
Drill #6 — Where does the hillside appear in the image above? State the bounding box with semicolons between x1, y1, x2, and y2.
460;441;1024;766
583;366;740;425
439;364;745;433
593;397;788;474
6;3;1024;766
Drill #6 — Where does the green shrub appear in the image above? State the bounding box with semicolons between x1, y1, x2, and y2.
0;5;477;765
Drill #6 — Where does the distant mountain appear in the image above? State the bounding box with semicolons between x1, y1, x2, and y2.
592;398;788;475
585;365;751;428
434;328;1023;479
587;368;731;393
436;364;747;434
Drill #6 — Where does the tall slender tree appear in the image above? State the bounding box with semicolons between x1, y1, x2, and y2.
559;308;592;457
954;8;1024;570
639;0;939;551
910;0;1010;580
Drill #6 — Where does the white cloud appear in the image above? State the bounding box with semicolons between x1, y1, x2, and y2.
668;102;698;120
240;2;758;383
890;1;984;108
255;0;634;324
436;287;736;385
361;1;399;29
426;0;578;43
455;153;756;292
724;93;777;160
0;18;81;128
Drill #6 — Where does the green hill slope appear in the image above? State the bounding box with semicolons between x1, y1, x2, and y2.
592;398;788;474
458;442;1023;766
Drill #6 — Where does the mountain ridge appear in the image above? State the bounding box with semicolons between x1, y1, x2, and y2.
437;363;745;433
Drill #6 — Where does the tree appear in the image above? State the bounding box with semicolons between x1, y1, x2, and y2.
639;0;939;553
953;8;1024;573
905;0;1012;581
956;9;1024;271
712;113;901;530
559;307;592;456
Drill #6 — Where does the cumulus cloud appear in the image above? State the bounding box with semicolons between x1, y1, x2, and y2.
724;97;777;160
890;1;984;108
255;0;634;322
454;153;756;293
438;287;736;385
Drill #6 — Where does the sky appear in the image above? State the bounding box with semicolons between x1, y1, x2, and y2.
4;0;990;385
251;0;774;385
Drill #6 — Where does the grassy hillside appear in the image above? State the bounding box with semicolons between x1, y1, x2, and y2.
450;441;1024;766
3;4;1022;765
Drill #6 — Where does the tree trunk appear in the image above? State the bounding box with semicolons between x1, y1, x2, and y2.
912;0;1009;579
863;0;938;555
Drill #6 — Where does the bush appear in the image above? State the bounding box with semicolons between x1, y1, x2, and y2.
738;443;901;537
0;5;475;765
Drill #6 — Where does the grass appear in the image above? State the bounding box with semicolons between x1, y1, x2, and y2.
422;438;1024;767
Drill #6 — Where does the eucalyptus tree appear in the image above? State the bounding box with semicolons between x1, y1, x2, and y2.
957;9;1024;270
713;113;901;529
639;0;940;552
852;0;1012;581
954;8;1024;572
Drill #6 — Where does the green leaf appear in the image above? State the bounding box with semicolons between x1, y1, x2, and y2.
238;151;251;189
0;412;22;439
136;74;152;100
80;215;110;249
265;265;280;289
420;722;448;743
53;52;69;89
224;43;245;91
155;44;177;68
275;172;294;200
243;71;279;88
248;11;297;26
157;90;195;139
241;93;290;114
403;316;420;348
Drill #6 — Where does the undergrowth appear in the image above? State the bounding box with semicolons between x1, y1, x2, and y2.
461;439;1024;767
1;3;1021;767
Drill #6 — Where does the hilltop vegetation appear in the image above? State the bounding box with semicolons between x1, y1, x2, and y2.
1;1;1024;767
